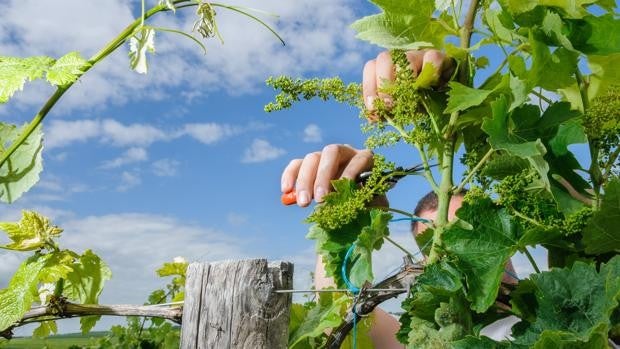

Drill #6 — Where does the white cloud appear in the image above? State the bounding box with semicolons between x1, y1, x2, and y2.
117;171;141;192
0;0;364;113
45;119;100;149
241;139;286;163
183;123;239;144
101;147;149;169
101;119;170;147
303;124;322;143
46;119;266;150
56;212;251;311
151;158;180;177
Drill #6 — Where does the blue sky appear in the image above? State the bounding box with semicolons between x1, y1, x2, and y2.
0;0;561;334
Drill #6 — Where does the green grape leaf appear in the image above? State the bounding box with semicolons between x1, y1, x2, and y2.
349;209;391;286
481;155;530;180
0;210;62;251
568;14;620;55
483;9;517;44
509;75;529;111
529;34;578;91
588;53;620;100
453;335;511;348
541;10;575;50
0;254;52;332
156;260;188;278
413;62;441;89
351;0;451;49
46;51;87;86
0;122;44;204
443;197;523;312
445;82;493;113
39;251;76;284
63;250;112;333
582;179;620;254
511;256;620;347
288;293;347;348
32;320;58;338
129;27;156;74
398;261;470;347
0;56;54;103
482;97;550;189
499;0;597;19
548;119;587;156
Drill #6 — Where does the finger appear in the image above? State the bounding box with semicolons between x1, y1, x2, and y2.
295;152;321;207
405;50;426;76
281;158;302;193
314;145;358;202
422;50;447;81
341;149;374;180
362;59;377;110
375;51;395;99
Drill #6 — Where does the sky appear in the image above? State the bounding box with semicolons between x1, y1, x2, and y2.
0;0;551;334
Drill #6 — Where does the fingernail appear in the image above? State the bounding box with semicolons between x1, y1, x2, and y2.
315;187;326;202
365;96;375;110
297;190;310;206
383;97;393;107
281;179;290;192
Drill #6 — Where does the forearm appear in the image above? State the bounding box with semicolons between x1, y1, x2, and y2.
314;255;337;290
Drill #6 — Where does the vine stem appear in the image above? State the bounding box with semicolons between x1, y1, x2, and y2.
0;0;200;169
428;0;479;264
2;302;183;338
523;247;541;274
575;68;602;210
455;148;494;193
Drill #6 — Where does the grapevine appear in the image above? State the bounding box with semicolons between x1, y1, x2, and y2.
268;0;620;347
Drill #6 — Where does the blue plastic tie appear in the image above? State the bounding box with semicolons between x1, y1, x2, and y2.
341;243;361;294
389;217;431;223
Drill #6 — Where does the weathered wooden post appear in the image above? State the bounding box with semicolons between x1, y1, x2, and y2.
180;259;293;349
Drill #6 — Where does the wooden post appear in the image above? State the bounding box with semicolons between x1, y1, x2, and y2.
180;259;293;349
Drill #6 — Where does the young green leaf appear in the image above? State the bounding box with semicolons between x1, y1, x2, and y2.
511;256;620;348
129;27;156;74
398;261;471;347
351;0;451;49
0;122;44;204
528;34;578;91
582;179;620;254
288;293;347;348
482;97;550;189
567;14;620;55
0;56;54;103
63;250;112;333
32;320;58;339
349;209;391;286
0;210;62;251
445;82;493;113
443;197;524;312
0;254;53;332
46;51;88;86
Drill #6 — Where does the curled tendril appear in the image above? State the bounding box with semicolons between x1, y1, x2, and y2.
193;2;223;43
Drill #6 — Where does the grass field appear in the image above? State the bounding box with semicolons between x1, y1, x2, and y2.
0;332;108;349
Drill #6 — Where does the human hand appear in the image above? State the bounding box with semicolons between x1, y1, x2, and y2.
281;144;373;207
362;50;454;116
